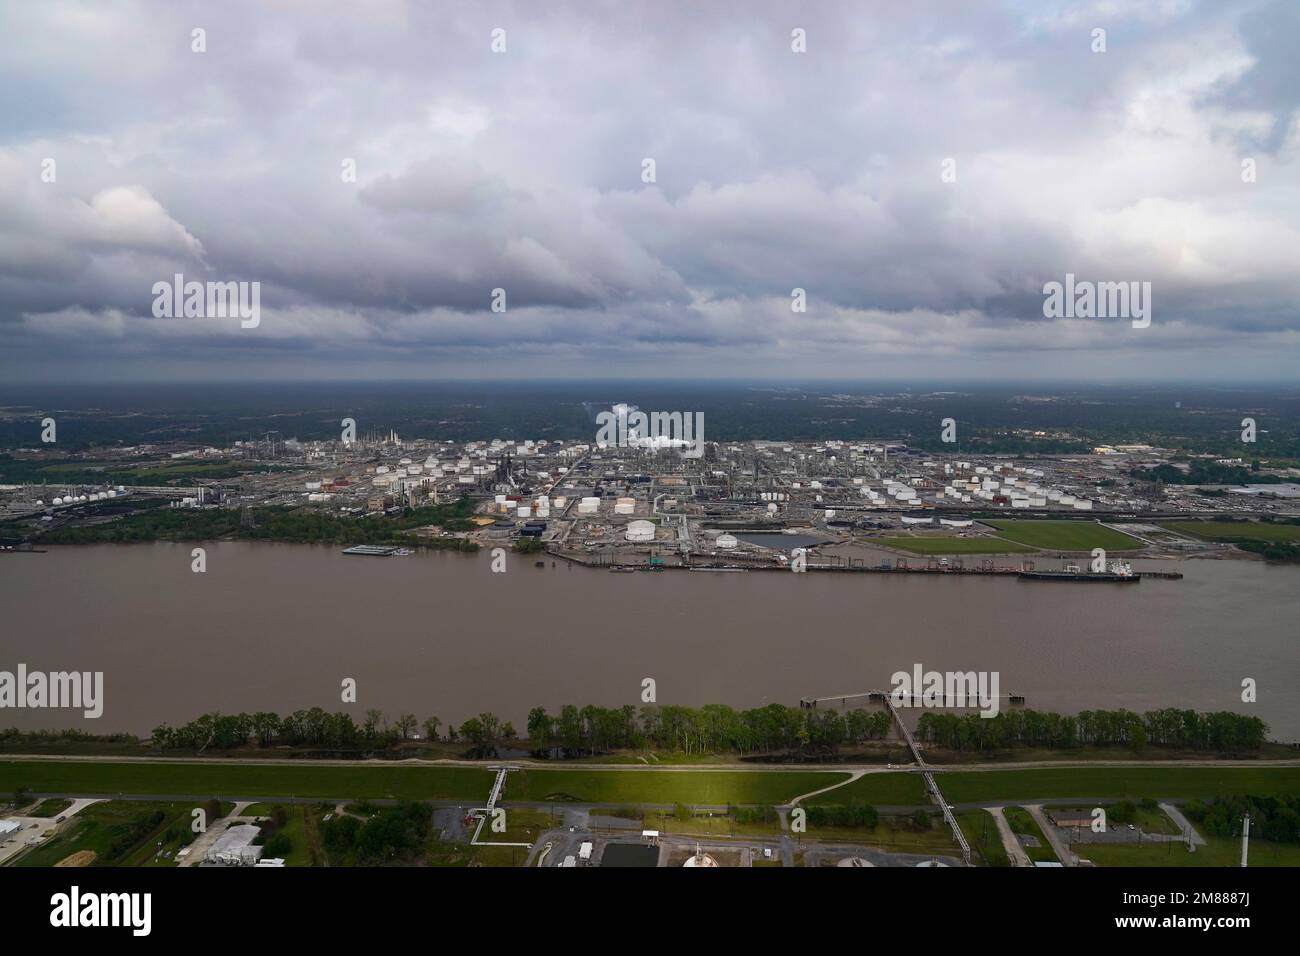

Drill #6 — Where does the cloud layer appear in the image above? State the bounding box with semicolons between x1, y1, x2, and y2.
1;0;1298;382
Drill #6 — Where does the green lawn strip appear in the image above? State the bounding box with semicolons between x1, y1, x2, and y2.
983;520;1140;551
1080;835;1300;868
0;760;494;802
26;798;74;817
275;807;318;867
799;772;928;806
957;809;1010;867
938;767;1300;804
1159;521;1300;543
489;807;553;844
512;769;849;806
870;536;1035;555
1003;806;1059;864
640;809;782;838
803;816;958;855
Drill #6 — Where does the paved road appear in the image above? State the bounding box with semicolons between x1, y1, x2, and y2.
1026;804;1075;866
985;807;1030;867
1159;801;1207;847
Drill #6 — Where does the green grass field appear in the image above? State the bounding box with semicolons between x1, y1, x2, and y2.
0;760;495;802
938;766;1300;804
1080;835;1300;868
872;536;1035;555
983;520;1141;551
26;798;73;817
958;810;1010;866
511;769;849;805
798;772;929;806
0;760;849;809
1160;521;1300;543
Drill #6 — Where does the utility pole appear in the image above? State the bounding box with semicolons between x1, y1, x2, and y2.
1240;812;1250;867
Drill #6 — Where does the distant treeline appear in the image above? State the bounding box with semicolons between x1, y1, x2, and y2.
38;497;480;547
1186;794;1300;845
1236;540;1300;562
1132;460;1284;485
0;727;139;746
915;708;1268;752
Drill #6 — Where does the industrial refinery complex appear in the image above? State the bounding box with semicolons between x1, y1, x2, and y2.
5;416;1298;572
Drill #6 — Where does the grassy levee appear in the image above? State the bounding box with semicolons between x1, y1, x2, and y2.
0;760;849;808
0;760;495;801
511;769;850;805
1160;521;1300;543
938;766;1300;804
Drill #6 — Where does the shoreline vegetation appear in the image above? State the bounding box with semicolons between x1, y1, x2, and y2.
1;706;1278;762
32;497;481;550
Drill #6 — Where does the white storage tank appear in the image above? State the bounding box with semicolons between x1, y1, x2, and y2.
625;519;656;543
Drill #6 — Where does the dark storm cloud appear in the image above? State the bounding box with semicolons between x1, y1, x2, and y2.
0;0;1297;382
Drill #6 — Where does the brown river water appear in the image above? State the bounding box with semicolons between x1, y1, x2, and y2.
2;542;1298;739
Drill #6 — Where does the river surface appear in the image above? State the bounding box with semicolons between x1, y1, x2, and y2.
2;542;1298;739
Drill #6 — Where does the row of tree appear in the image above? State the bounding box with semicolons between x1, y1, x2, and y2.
152;708;449;752
150;703;893;756
915;708;1268;752
150;704;1268;756
525;703;893;757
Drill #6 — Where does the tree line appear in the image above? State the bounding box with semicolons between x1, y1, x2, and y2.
915;708;1268;752
149;704;1268;756
149;703;893;756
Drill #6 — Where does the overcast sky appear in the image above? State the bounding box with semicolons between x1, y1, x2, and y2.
1;0;1298;383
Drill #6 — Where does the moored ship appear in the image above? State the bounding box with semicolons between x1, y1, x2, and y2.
1017;560;1140;583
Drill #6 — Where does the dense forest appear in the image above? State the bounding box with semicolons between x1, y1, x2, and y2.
1185;794;1300;845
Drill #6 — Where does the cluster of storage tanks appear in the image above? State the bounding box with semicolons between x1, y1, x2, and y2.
44;486;127;507
573;495;636;515
939;462;1093;510
494;494;564;519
